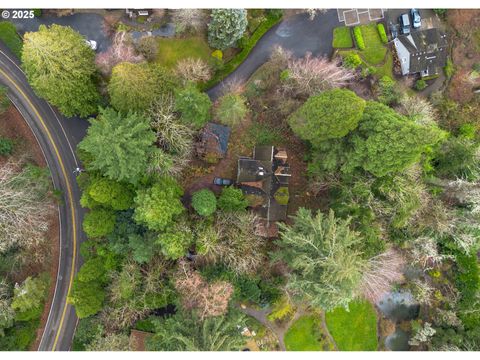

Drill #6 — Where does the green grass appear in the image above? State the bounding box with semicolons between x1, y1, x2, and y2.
333;27;353;48
155;36;211;68
358;23;387;65
325;300;378;351
284;315;334;351
339;48;393;79
0;21;23;58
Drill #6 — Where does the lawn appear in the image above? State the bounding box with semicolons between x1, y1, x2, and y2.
333;26;353;48
155;36;211;69
0;22;23;58
358;23;387;65
338;48;393;79
325;300;378;351
284;315;334;351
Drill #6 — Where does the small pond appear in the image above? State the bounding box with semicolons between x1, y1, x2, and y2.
385;328;410;351
377;291;420;323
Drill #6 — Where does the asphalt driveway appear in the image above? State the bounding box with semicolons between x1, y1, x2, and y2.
207;9;340;99
8;13;111;52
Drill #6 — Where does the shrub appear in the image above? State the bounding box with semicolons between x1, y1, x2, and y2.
0;85;10;113
0;137;14;156
175;85;212;129
459;123;476;139
83;208;116;238
0;22;23;58
377;23;388;44
343;52;362;69
135;36;159;61
444;58;455;79
211;49;223;61
191;189;217;216
377;76;399;105
353;26;365;50
415;79;427;91
473;63;480;72
218;186;248;212
214;93;248;127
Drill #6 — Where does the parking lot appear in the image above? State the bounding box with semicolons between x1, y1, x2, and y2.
384;9;439;35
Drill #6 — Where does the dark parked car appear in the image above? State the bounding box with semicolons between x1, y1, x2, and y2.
213;177;233;186
399;13;411;35
410;8;421;29
389;22;398;39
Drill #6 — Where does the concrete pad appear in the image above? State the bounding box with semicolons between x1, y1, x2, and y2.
369;9;384;20
344;9;360;26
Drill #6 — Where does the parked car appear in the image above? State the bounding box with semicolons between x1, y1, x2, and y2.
85;39;97;51
213;177;233;186
389;22;398;39
399;13;411;35
410;9;422;29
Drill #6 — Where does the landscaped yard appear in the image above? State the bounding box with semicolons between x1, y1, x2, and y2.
325;300;378;351
155;36;212;68
0;22;23;58
284;315;334;351
333;27;353;48
358;23;387;65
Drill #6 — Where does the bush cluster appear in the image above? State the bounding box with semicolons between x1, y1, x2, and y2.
353;27;365;50
377;23;388;44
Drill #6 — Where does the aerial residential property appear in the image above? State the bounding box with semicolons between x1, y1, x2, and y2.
0;2;479;355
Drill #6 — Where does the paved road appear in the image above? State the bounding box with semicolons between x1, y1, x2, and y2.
0;42;86;351
207;10;340;99
8;13;111;52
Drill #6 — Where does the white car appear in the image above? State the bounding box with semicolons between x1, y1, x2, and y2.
85;40;97;51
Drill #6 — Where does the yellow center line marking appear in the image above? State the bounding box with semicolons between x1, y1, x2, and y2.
0;68;77;351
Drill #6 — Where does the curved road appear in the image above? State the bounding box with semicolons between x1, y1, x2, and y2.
0;9;340;351
0;42;86;351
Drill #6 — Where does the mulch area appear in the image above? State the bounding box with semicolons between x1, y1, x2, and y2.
0;105;60;351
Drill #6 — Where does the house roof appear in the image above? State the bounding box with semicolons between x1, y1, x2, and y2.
394;28;448;76
236;146;290;222
197;122;231;158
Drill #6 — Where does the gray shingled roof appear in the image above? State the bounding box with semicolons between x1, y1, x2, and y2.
394;28;448;76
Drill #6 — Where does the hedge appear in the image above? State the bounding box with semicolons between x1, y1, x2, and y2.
202;13;283;90
353;26;365;50
377;23;388;44
0;22;23;58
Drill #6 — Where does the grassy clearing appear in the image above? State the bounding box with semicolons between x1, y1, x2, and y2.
325;300;378;351
359;23;387;65
0;22;23;58
155;36;211;68
333;27;353;48
284;315;335;351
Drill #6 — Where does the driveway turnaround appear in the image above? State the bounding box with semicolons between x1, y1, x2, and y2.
0;42;85;351
207;10;340;99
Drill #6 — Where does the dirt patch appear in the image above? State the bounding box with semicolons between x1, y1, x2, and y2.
0;105;59;351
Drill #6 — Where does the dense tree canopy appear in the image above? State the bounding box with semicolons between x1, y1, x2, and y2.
217;186;248;212
133;177;184;231
68;278;105;319
146;311;246;351
288;89;366;145
108;62;176;114
82;208;116;238
175;85;212;129
11;275;48;321
345;101;445;177
22;24;99;117
273;208;365;311
78;108;156;184
82;176;135;210
214;93;248;127
207;9;248;50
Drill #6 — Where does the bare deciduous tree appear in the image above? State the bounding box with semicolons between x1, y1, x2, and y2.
282;52;355;97
147;95;193;176
0;160;53;256
95;32;144;75
409;236;453;271
360;248;405;303
397;96;438;126
175;58;212;85
171;9;208;34
175;261;233;320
